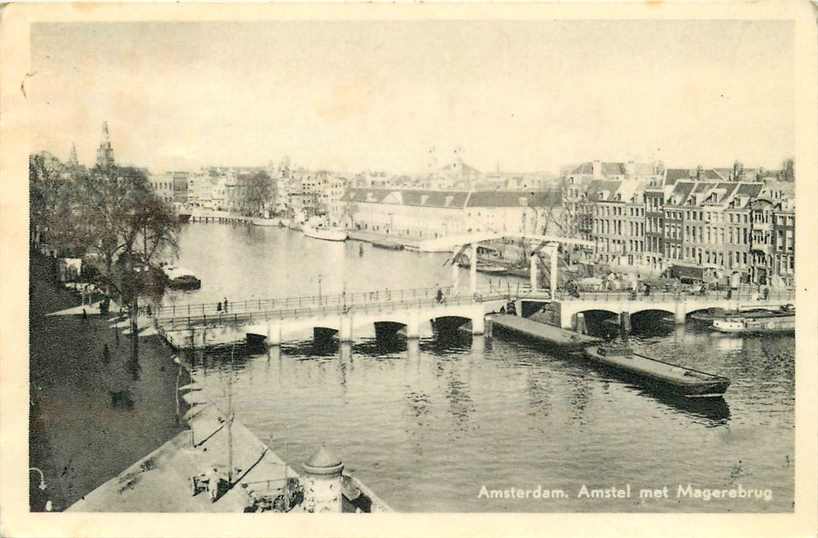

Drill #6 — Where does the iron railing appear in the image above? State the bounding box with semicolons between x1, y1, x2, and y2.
155;286;530;330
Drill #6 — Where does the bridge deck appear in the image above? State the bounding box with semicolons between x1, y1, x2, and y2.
155;286;550;330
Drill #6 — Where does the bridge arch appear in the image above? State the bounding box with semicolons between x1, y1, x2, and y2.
629;308;675;319
373;320;408;340
429;315;476;337
629;309;675;333
564;308;618;335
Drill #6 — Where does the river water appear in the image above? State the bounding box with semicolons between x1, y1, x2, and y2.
170;223;794;512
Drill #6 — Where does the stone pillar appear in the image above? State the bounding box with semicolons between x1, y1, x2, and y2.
407;338;420;362
485;318;494;338
268;324;282;346
576;312;587;335
472;314;485;335
339;315;354;343
674;303;686;325
619;311;631;339
470;243;478;295
550;245;558;297
339;341;352;362
406;310;420;339
472;334;485;353
529;253;538;291
514;300;523;317
302;446;344;513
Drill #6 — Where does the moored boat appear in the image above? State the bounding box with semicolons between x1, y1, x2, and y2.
476;263;508;275
163;265;201;290
252;217;278;226
583;344;731;398
711;306;794;334
303;224;347;242
372;240;403;251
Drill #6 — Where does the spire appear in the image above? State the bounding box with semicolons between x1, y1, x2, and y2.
96;121;115;168
68;143;79;167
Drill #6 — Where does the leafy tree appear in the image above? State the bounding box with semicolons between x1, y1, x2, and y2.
29;153;80;253
74;165;179;362
732;160;744;181
243;171;275;216
781;158;794;182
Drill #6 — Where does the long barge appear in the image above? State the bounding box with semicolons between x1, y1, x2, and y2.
583;344;730;398
489;314;602;350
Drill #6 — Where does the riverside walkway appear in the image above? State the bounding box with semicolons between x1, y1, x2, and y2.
153;285;549;349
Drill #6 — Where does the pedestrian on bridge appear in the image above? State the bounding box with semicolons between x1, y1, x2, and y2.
223;297;229;313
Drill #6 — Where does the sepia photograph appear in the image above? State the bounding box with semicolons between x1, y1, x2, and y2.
1;2;817;537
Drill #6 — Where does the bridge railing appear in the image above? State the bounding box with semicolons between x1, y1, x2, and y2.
155;287;517;330
552;288;795;303
155;286;460;320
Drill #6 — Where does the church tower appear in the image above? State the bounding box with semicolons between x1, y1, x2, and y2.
96;121;115;168
68;143;79;168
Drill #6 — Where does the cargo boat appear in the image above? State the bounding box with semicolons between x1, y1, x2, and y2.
489;314;602;350
372;240;403;251
583;344;730;398
303;224;347;242
252;217;278;227
711;307;794;334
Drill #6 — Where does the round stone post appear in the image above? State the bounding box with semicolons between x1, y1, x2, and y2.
302;446;345;513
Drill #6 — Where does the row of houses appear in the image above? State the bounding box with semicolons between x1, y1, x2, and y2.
565;164;795;285
336;188;564;241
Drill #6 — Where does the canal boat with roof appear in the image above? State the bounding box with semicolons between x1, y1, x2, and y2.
711;305;794;334
583;343;731;398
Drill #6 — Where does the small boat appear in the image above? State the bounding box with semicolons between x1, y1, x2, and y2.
712;306;794;334
476;263;508;275
583;344;731;398
372;240;403;251
303;224;347;242
163;265;201;290
252;217;278;227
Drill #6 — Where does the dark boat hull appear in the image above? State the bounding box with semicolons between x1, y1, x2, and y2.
584;347;730;399
168;276;201;290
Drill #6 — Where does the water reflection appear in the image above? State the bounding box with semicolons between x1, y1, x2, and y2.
178;224;794;512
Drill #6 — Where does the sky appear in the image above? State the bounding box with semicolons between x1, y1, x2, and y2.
30;20;794;174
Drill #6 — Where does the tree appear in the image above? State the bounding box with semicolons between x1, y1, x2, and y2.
75;165;179;363
781;158;794;182
732;160;744;181
243;171;275;216
29;153;80;253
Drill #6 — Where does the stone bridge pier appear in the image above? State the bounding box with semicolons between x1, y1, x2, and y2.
555;293;794;331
